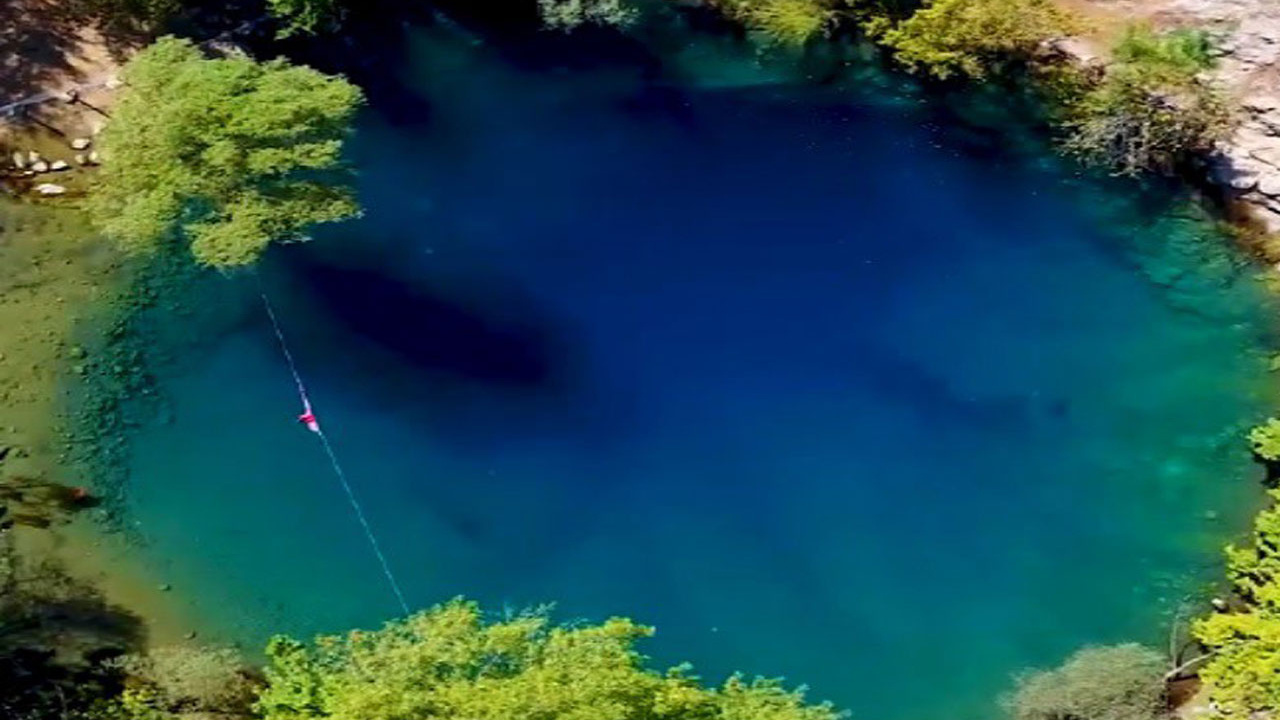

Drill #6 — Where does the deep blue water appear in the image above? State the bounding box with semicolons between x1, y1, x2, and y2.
119;25;1278;720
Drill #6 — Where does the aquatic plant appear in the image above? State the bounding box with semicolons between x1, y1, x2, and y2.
1063;26;1230;177
881;0;1074;79
88;36;364;268
1002;644;1166;720
1248;418;1280;461
256;598;842;720
1193;489;1280;714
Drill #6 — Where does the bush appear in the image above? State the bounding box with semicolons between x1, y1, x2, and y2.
1003;644;1166;720
882;0;1074;79
255;598;842;720
108;646;256;715
1063;25;1230;176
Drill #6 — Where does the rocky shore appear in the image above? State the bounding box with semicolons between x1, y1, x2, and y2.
1067;0;1280;231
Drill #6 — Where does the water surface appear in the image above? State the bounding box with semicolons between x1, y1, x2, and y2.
120;26;1276;720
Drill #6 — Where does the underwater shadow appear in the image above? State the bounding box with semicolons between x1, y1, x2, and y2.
294;258;563;389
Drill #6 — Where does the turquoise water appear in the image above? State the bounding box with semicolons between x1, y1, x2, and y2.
116;25;1279;720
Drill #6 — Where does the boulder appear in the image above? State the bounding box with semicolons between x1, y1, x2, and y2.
30;161;49;173
34;184;66;196
26;150;39;164
73;153;87;165
10;152;24;170
70;137;91;151
49;160;69;172
86;151;101;165
1261;174;1280;198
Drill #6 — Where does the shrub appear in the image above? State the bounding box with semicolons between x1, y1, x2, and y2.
1003;644;1166;720
1063;25;1230;176
882;0;1074;79
109;646;256;715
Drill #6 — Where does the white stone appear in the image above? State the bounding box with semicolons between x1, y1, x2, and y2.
26;150;39;164
73;154;87;165
30;160;49;173
34;183;66;196
86;151;100;165
49;160;69;171
70;138;91;151
1245;95;1280;112
10;152;25;170
1260;174;1280;197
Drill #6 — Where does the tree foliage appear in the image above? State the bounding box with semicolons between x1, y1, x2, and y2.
1002;644;1166;720
255;598;841;720
537;0;638;31
89;36;364;268
1063;25;1229;176
1193;489;1280;715
881;0;1074;79
267;0;343;37
1249;418;1280;461
729;0;835;46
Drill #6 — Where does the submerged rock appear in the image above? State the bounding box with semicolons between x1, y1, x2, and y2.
34;184;66;196
70;137;91;151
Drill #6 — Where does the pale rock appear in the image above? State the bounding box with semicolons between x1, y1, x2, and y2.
87;151;100;165
10;152;24;170
30;160;48;173
1260;174;1280;197
26;150;39;164
70;137;91;151
73;153;87;165
48;160;69;172
1245;95;1280;112
34;184;66;196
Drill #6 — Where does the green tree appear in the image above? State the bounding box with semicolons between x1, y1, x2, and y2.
267;0;342;37
881;0;1074;79
1003;644;1166;720
1193;489;1280;714
255;598;841;720
1249;418;1280;461
89;36;364;268
730;0;836;45
1063;25;1229;176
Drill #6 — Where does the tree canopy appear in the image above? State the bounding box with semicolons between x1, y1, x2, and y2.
89;36;364;268
881;0;1073;79
1193;489;1280;714
255;598;841;720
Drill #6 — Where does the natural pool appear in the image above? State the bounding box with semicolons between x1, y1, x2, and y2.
113;23;1279;720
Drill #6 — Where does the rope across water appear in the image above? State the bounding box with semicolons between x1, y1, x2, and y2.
258;286;411;617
